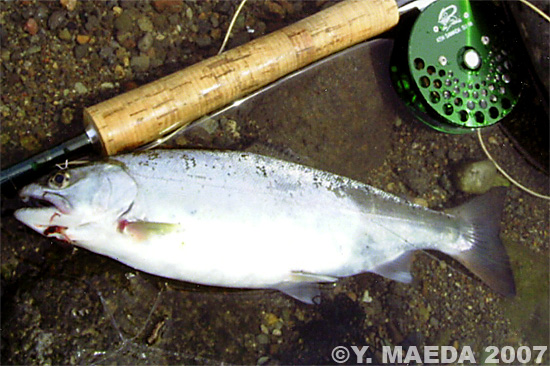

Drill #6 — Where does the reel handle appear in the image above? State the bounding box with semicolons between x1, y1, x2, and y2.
84;0;398;155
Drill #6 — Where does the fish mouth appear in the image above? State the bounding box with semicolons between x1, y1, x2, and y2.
24;196;58;209
15;185;73;236
19;187;72;215
15;188;72;237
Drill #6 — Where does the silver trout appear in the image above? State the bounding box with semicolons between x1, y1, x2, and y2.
14;149;515;303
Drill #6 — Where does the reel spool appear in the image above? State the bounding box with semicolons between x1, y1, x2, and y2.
391;0;522;133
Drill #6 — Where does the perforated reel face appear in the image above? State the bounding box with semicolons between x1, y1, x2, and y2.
408;0;520;132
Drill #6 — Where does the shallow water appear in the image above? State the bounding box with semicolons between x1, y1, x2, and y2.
1;1;549;365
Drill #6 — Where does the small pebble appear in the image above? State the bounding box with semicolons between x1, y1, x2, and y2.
210;14;219;28
413;197;428;207
100;82;115;89
60;0;77;11
74;44;88;59
61;107;74;125
116;31;136;49
256;334;269;345
152;0;184;13
122;81;139;91
114;12;133;32
58;28;72;41
195;34;212;48
130;55;150;72
362;290;373;303
210;28;222;40
76;34;90;44
234;13;246;29
27;45;41;55
1;49;10;62
264;313;279;327
454;160;509;194
74;82;88;94
48;10;67;30
137;16;153;32
138;33;154;52
448;148;463;162
266;1;285;17
20;134;40;152
168;13;180;26
112;6;123;16
99;45;116;63
24;18;39;35
114;64;126;79
35;5;50;21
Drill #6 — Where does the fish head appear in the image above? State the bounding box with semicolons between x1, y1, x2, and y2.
15;161;137;242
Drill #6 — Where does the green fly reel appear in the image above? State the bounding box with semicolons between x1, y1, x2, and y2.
392;0;522;133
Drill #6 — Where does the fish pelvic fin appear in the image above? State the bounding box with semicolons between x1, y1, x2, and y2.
446;188;516;297
274;283;322;305
273;271;339;304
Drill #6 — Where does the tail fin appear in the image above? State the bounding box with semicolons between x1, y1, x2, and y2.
446;188;516;297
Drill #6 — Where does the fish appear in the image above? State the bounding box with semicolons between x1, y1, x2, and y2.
14;149;515;304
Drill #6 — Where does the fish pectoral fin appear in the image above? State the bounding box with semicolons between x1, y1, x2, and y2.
273;272;339;304
118;220;183;241
370;251;415;283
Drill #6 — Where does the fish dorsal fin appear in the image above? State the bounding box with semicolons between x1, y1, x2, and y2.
273;271;339;304
370;251;415;283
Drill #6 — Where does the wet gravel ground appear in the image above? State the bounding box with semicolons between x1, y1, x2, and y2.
1;1;549;365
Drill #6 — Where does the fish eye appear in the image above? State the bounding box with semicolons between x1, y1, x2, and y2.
48;171;71;189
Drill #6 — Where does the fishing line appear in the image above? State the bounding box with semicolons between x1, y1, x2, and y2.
518;0;550;22
88;280;165;365
218;0;248;55
477;130;550;200
476;0;550;201
138;0;249;151
55;159;90;170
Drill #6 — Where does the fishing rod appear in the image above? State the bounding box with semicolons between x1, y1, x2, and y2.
1;0;406;186
2;0;528;188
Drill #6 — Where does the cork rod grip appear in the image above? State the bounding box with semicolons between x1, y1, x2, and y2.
84;0;399;155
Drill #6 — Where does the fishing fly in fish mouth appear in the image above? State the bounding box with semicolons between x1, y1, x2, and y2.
14;149;515;304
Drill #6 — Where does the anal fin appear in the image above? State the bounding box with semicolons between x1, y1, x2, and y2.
370;251;415;283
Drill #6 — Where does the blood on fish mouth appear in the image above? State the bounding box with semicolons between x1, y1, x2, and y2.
43;225;70;242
